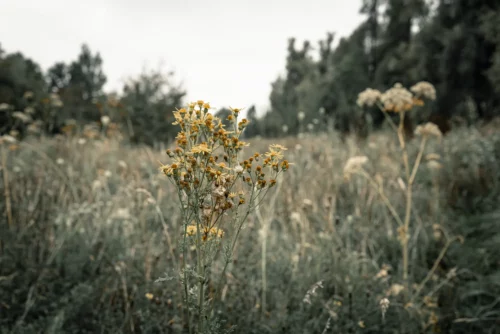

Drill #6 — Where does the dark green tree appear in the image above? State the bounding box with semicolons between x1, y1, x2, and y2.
120;67;185;146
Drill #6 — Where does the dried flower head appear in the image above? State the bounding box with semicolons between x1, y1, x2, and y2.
343;156;369;179
427;160;443;171
375;264;391;279
379;298;390;320
303;280;324;304
0;103;11;111
380;83;414;112
0;135;17;144
357;88;382;107
425;153;441;161
101;115;111;126
414;122;442;138
23;91;34;99
410;81;436;100
297;111;305;121
12;111;32;123
432;224;443;240
50;93;63;107
24;107;35;114
387;283;405;297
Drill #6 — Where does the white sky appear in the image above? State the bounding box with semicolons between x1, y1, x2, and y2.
1;0;364;115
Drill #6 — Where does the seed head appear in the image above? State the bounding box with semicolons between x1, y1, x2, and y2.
410;81;436;100
380;83;413;112
357;88;382;107
343;156;369;179
414;122;442;138
379;298;390;320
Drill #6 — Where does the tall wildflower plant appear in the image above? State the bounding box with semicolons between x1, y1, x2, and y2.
159;100;290;333
353;82;463;301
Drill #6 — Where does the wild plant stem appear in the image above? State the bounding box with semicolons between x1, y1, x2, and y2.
198;255;205;333
359;170;403;227
1;146;13;230
255;199;268;316
256;174;283;317
402;184;412;289
397;112;412;293
210;186;257;320
261;222;267;316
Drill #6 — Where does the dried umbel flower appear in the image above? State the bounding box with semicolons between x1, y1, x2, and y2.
379;298;390;320
24;106;35;114
50;93;63;107
23;91;34;99
415;122;442;138
101;115;111;126
446;267;458;280
27;123;41;134
427;160;443;171
423;296;438;308
290;211;301;222
375;264;391;279
425;153;441;161
357;88;382;107
302;198;314;210
12;111;32;123
397;225;409;244
303;280;324;304
9;130;20;138
432;224;443;241
297;111;305;121
0;135;17;144
387;283;405;297
410;81;436;101
343;155;369;179
380;83;414;112
0;103;11;111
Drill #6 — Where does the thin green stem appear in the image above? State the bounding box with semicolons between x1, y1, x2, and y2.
358;169;404;227
412;236;463;301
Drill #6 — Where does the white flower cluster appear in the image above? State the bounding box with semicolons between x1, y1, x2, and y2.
380;83;413;112
357;88;382;107
410;81;436;100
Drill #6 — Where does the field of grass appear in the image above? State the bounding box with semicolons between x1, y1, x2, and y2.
1;122;500;333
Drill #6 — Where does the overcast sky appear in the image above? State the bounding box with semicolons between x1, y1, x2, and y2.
1;0;364;115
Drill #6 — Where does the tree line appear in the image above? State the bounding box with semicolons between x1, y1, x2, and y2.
1;0;499;145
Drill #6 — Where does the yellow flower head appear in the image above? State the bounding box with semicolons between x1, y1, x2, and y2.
191;143;212;154
269;144;288;151
186;225;197;236
229;107;243;114
209;227;224;238
265;149;284;160
414;122;442;138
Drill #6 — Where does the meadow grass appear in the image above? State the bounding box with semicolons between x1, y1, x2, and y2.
1;116;500;333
